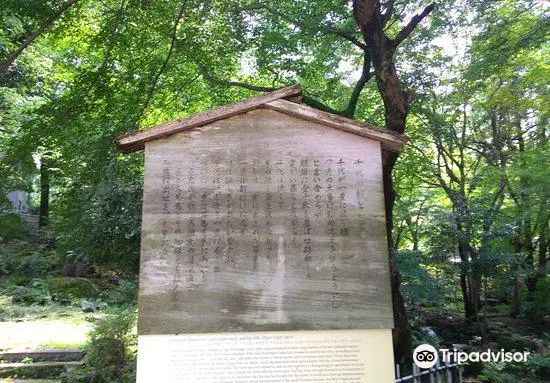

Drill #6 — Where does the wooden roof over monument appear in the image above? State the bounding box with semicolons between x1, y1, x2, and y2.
116;84;407;154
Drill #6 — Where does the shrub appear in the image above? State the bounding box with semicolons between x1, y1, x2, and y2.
496;333;543;353
0;213;27;240
61;310;137;383
0;293;14;320
477;353;550;382
517;354;550;380
105;280;137;307
15;253;55;282
0;241;58;283
10;284;52;305
395;250;449;306
476;363;516;383
521;277;550;326
46;277;103;301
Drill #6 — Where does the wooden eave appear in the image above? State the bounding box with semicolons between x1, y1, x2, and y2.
117;84;407;153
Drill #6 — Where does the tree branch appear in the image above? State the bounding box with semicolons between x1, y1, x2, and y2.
381;0;395;28
100;0;127;70
202;74;347;116
483;179;506;232
353;0;383;39
301;95;344;115
436;141;461;185
137;0;188;122
392;3;435;48
384;2;405;31
343;52;372;118
0;0;81;74
203;74;277;92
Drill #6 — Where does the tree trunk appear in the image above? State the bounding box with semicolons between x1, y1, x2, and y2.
510;264;521;317
511;234;523;316
350;0;435;363
469;248;482;317
459;271;472;317
458;247;477;318
383;150;412;363
353;0;435;362
39;156;50;227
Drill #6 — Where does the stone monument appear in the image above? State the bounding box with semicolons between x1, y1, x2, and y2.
118;85;407;382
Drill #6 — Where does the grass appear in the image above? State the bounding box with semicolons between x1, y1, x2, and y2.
0;298;116;352
0;309;92;351
0;295;135;352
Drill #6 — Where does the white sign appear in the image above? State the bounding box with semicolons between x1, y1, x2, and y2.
137;329;394;383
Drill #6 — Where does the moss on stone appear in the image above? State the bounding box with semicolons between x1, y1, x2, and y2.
45;278;108;300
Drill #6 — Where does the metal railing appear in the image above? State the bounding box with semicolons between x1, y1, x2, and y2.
395;360;464;383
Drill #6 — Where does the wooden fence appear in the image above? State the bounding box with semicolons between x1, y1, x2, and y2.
395;360;464;383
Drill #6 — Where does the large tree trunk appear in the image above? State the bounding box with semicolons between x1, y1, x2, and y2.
376;58;411;363
383;150;412;363
353;0;435;363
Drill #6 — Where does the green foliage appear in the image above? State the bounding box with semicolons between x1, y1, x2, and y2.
393;0;548;323
496;333;543;353
476;362;516;383
477;354;550;383
0;213;27;240
395;250;449;306
54;158;144;275
61;310;137;383
520;277;550;323
8;279;52;305
0;233;58;284
0;292;15;320
45;277;108;301
521;354;550;380
104;280;137;307
410;328;441;350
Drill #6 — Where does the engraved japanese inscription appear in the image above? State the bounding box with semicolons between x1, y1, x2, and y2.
138;109;393;335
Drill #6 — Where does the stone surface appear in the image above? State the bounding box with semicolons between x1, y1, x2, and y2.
138;109;393;335
0;349;83;363
60;264;89;278
80;300;95;313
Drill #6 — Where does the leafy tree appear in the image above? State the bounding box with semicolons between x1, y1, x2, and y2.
392;0;548;321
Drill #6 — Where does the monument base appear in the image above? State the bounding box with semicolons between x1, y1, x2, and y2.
137;329;395;382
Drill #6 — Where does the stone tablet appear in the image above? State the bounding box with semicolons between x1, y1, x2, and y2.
138;109;393;335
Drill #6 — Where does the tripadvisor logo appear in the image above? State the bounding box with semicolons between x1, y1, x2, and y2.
413;344;530;369
413;344;439;368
